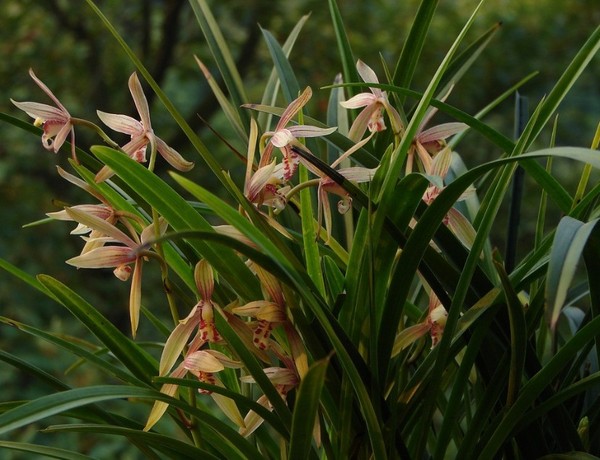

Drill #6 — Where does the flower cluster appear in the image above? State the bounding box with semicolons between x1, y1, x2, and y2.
13;59;471;437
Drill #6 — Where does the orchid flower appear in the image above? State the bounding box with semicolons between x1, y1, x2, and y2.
421;147;476;248
392;291;448;357
340;60;403;142
47;204;118;255
239;366;299;437
232;261;288;351
406;88;467;174
145;260;244;431
63;207;166;337
11;69;76;159
258;87;336;181
95;72;193;182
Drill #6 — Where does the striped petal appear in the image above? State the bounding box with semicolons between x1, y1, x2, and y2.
66;246;135;269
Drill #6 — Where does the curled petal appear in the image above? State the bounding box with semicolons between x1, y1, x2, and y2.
113;264;132;281
156;137;194;171
270;129;295;148
28;68;70;113
184;350;225;373
66;246;136;269
339;93;378;109
47;204;113;222
45;122;73;153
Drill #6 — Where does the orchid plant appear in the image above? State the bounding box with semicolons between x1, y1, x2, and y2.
1;0;600;459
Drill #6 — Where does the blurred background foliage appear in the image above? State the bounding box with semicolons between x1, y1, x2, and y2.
0;0;598;456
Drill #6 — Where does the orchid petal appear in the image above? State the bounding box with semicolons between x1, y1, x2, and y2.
66;246;136;269
144;365;186;432
155;137;194;171
65;207;137;248
140;218;168;245
419;122;467;144
347;103;379;142
239;394;271;437
10;100;67;122
96;111;143;136
129;260;143;338
28;68;70;113
446;208;477;249
276;87;312;130
392;323;431;357
194;260;214;301
339;93;378;109
246;161;277;201
211;391;246;428
338;166;378;183
287;125;337;138
184;350;225;373
51;123;73;153
94;165;115;183
429;147;453;177
270;129;295;148
128;73;152;129
356;60;380;85
159;312;200;376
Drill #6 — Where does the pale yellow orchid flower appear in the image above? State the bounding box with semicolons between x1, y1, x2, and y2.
95;73;193;181
11;69;76;159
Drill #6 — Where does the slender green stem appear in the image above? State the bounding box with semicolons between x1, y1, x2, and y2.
71;117;120;150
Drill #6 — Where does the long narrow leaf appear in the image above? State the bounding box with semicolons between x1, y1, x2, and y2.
37;275;156;383
288;357;330;460
546;217;599;333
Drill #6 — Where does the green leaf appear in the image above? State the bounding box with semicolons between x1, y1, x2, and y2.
299;165;326;296
393;0;438;95
288;357;330;460
37;275;156;383
0;441;94;460
44;424;219;459
525;25;600;150
0;385;262;460
83;0;238;198
261;26;301;103
479;314;600;457
188;0;248;111
546;217;599;333
327;0;358;95
259;14;310;129
494;257;527;407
